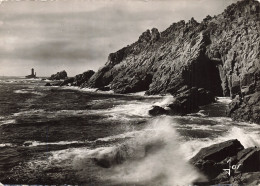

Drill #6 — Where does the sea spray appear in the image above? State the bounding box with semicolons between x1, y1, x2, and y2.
87;117;206;185
154;96;175;108
180;126;260;160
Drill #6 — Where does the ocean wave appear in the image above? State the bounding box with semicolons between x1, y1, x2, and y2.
27;117;204;185
98;96;177;120
71;118;204;185
23;116;260;185
14;89;44;95
153;95;175;108
14;90;29;94
0;143;15;147
105;102;153;119
23;140;86;147
0;119;16;126
95;131;142;142
13;109;45;117
181;125;260;160
61;86;115;94
96;117;205;185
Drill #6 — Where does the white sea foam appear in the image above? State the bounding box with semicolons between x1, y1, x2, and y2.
62;86;115;94
14;89;44;95
0;119;16;126
181;125;260;160
216;97;232;104
129;91;146;96
102;117;206;185
24;140;86;147
0;143;14;147
14;90;29;94
106;102;153;119
95;131;138;142
13;109;45;117
153;95;175;108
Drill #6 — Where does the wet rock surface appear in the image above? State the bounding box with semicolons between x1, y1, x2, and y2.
60;70;95;87
49;70;67;80
190;139;260;185
148;87;215;116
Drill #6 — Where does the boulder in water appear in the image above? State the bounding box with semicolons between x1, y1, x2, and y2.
191;139;260;184
44;83;52;86
149;106;168;116
167;87;215;115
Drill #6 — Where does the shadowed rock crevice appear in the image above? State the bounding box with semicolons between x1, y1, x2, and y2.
181;55;224;97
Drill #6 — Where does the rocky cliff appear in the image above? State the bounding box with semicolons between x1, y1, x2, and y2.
86;0;260;123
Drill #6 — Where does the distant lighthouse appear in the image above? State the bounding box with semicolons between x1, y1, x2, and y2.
25;68;37;78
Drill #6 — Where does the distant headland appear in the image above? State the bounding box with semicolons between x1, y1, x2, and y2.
25;68;37;78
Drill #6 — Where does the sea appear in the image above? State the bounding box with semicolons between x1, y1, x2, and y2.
0;76;260;185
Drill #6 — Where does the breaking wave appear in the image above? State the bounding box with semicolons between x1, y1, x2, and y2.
14;89;44;95
44;117;205;185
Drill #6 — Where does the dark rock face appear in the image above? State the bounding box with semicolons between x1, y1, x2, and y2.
149;106;168;116
191;139;244;179
60;70;95;87
228;84;260;124
74;70;95;87
168;87;215;115
148;87;214;116
60;77;75;86
190;139;260;184
49;70;67;80
85;0;259;123
97;86;110;91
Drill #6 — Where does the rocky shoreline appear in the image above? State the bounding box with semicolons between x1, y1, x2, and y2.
92;139;260;185
49;0;259;124
192;139;260;185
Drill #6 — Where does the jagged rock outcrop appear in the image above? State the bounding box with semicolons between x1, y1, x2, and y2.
148;87;215;116
191;139;260;185
49;70;68;80
86;0;260;123
168;87;215;114
227;71;260;123
60;70;95;87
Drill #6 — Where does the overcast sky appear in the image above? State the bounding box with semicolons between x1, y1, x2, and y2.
0;0;240;77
